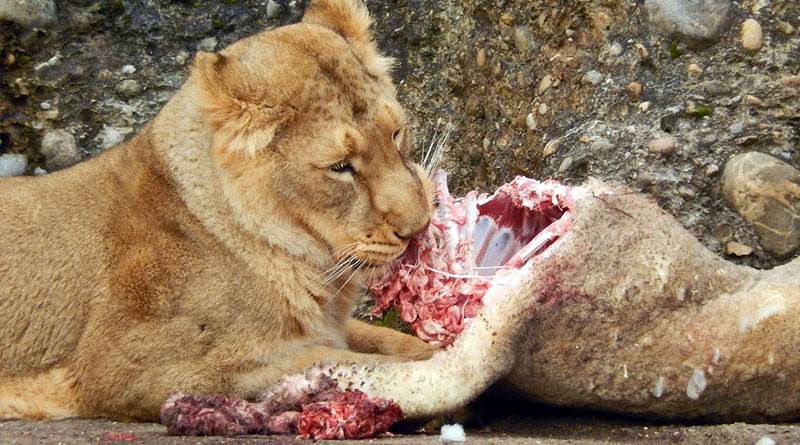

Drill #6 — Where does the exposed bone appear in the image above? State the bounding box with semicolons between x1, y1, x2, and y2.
478;228;516;269
506;211;571;268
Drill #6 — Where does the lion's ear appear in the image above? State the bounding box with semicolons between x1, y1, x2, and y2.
302;0;373;43
301;0;394;78
190;51;292;158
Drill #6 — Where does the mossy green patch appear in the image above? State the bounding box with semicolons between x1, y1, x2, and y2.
374;308;413;334
693;105;713;117
110;0;125;16
668;42;682;58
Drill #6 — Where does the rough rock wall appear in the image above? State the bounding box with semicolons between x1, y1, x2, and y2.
1;0;799;267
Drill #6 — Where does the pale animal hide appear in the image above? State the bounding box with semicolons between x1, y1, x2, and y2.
371;171;800;422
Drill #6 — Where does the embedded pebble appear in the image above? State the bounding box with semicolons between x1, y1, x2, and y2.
644;0;732;48
543;137;561;157
121;64;136;74
648;136;675;155
687;63;702;75
582;70;603;85
40;129;81;171
590;137;614;152
726;241;753;256
699;134;718;147
266;0;281;18
476;49;486;67
558;156;573;173
745;95;762;105
33;166;47;175
728;123;745;135
0;153;28;176
513;26;535;53
778;21;795;35
626;82;642;100
175;51;190;65
525;113;536;130
781;76;800;88
98;125;133;149
538;74;553;93
705;164;719;177
735;135;759;146
677;185;695;199
0;0;57;28
538;103;548;114
634;43;649;59
699;80;731;96
755;437;776;445
723;152;800;257
197;37;218;52
608;41;623;57
741;19;763;53
115;79;141;96
639;101;651;113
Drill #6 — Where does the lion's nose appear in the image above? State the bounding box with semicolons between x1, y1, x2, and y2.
394;218;431;240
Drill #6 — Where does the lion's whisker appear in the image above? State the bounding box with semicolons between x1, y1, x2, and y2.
424;121;452;176
332;261;365;298
314;242;360;280
318;257;358;287
317;243;366;287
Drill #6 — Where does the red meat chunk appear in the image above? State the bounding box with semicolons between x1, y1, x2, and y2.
297;390;403;440
161;379;403;439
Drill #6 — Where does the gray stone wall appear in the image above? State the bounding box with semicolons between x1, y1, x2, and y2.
1;0;798;267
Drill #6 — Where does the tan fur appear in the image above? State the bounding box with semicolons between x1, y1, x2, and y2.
0;369;78;420
0;0;438;422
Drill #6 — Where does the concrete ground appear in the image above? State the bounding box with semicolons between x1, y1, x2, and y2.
1;398;796;445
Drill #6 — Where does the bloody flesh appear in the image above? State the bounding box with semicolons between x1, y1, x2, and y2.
370;171;574;346
160;373;403;439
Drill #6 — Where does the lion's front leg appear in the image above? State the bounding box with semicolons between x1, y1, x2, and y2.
344;319;437;361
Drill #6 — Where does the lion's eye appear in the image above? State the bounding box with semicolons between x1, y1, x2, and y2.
330;160;356;175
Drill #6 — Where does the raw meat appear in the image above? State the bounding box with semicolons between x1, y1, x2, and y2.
370;170;574;346
160;373;403;439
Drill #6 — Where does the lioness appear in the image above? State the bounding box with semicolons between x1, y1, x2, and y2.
1;0;442;421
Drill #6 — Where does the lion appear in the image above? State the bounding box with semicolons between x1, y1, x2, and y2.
0;0;450;422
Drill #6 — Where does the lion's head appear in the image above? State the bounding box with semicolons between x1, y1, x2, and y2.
187;0;433;271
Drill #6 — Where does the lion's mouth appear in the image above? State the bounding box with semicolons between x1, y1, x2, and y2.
369;171;577;346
